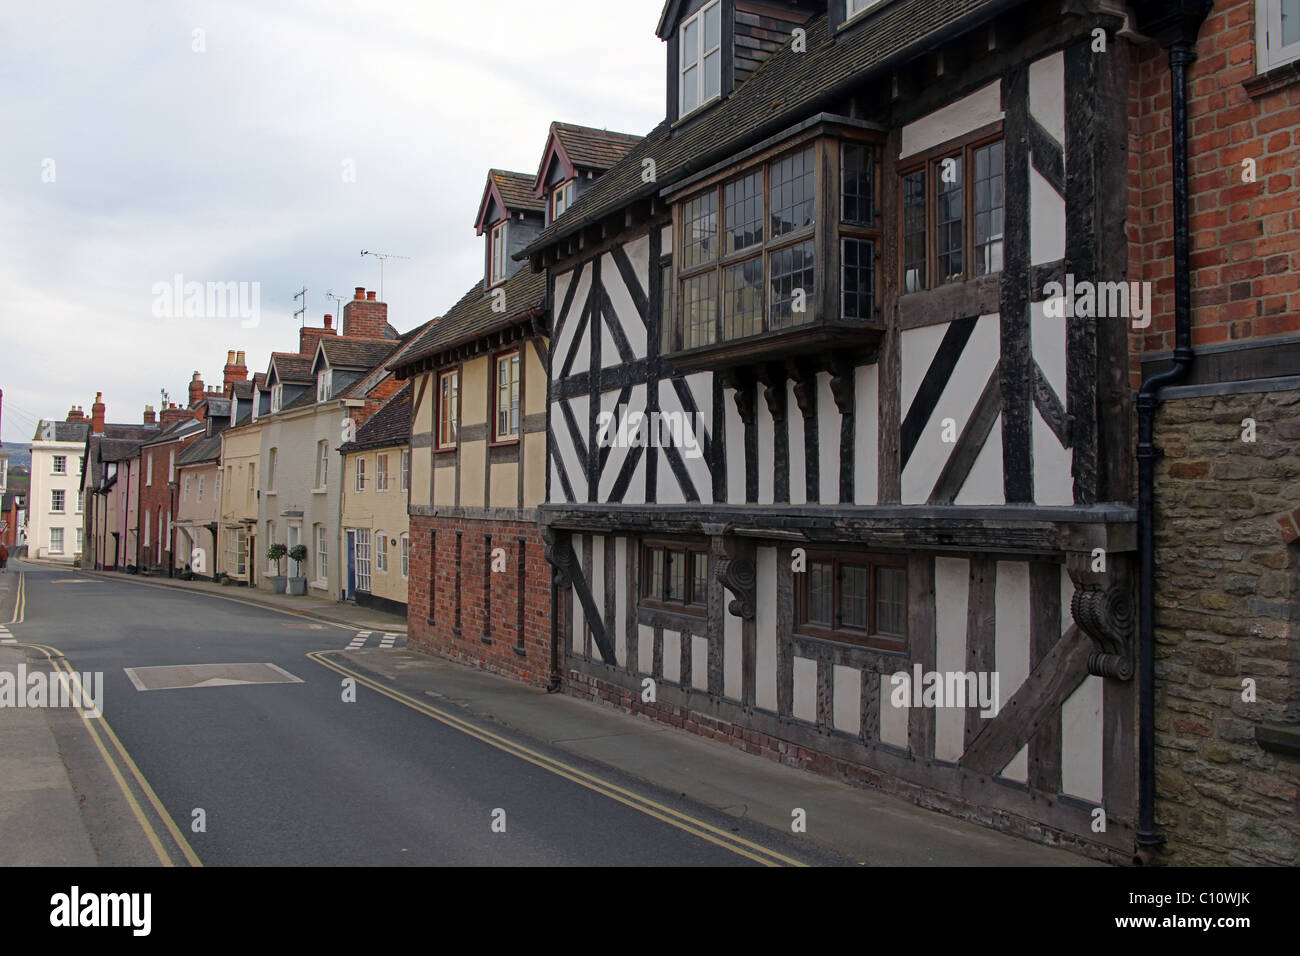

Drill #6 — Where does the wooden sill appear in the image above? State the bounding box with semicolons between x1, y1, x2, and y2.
667;320;884;373
1243;61;1300;98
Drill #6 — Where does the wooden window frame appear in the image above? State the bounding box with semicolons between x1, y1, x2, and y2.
355;456;366;494
493;349;521;445
795;548;908;652
489;221;508;287
376;452;389;492
436;367;460;452
666;129;883;357
639;539;710;618
1258;0;1300;72
551;179;575;221
896;123;1004;295
679;0;723;119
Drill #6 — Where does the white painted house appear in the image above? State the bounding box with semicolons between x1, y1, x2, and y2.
28;412;91;561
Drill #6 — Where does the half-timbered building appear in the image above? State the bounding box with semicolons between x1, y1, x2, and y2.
522;0;1160;859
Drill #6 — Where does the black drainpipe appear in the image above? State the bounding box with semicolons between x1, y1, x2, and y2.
1133;0;1211;861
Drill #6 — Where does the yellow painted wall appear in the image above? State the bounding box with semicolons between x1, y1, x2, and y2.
462;357;488;426
523;432;546;507
340;443;409;606
490;462;518;509
459;441;486;507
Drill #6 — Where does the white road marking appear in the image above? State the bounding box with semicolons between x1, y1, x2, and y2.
379;633;397;648
346;630;372;650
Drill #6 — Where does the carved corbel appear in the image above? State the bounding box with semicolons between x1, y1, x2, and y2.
541;526;573;589
828;356;855;417
1067;552;1135;680
723;369;757;428
714;537;757;621
757;363;788;425
786;359;818;421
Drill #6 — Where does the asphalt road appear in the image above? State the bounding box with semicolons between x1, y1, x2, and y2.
8;559;847;867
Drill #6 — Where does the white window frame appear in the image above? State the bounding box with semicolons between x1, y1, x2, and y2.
847;0;887;21
489;221;508;286
53;455;67;475
679;0;722;118
144;509;150;547
271;384;284;413
400;532;409;579
438;369;460;450
76;527;83;554
355;529;371;592
51;489;65;514
266;520;276;572
377;453;389;492
401;449;410;493
315;524;328;585
551;179;575;221
375;530;388;573
1258;0;1300;71
77;490;83;513
267;448;277;493
355;457;366;493
146;453;153;485
247;464;256;509
315;440;329;491
50;527;64;555
495;351;521;442
317;370;332;403
198;476;204;503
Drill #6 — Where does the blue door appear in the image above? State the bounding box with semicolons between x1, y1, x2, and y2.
345;530;356;601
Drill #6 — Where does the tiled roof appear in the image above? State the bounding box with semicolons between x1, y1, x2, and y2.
33;421;90;443
99;437;145;463
339;383;411;453
141;418;203;447
201;396;232;418
319;337;401;371
489;169;545;213
251;372;267;391
280;389;317;413
522;1;1003;259
177;435;222;465
269;353;313;384
552;122;643;171
230;381;254;401
390;267;547;373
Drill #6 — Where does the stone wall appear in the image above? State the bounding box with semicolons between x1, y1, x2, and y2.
1153;387;1300;865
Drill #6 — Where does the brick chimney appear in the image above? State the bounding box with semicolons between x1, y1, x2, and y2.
143;405;156;426
188;372;204;407
342;287;388;339
91;393;106;435
222;350;248;394
66;406;86;423
299;314;337;356
159;402;197;428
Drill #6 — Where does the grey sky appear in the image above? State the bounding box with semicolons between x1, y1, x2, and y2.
0;0;666;443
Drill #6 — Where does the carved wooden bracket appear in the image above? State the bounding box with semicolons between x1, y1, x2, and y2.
828;357;855;417
541;527;572;589
757;363;787;425
1067;553;1134;681
787;359;818;420
714;537;757;620
724;369;757;427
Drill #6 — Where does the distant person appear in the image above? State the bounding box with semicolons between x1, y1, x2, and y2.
0;544;8;573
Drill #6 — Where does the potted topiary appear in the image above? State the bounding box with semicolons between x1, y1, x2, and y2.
287;544;309;596
266;543;288;594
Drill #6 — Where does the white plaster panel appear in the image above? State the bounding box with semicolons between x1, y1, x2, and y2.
954;413;1005;506
816;371;839;505
833;665;861;736
1030;166;1066;265
1061;675;1104;803
555;395;589;502
1033;407;1073;506
793;657;818;723
615;537;628;667
879;673;909;748
854;363;879;505
602;251;647;363
757;389;774;505
901;323;948;414
663;630;681;683
1029;51;1066;148
755;547;778;712
692;635;709;691
788;380;806;505
901;81;1004;159
995;561;1031;708
638;623;654;675
590;536;605;661
934;556;970;762
1029;299;1068;400
724;605;742;701
1002;745;1029;784
724;387;745;504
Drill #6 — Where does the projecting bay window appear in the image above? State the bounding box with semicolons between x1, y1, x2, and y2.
641;541;709;618
899;132;1004;293
664;127;884;371
797;550;907;652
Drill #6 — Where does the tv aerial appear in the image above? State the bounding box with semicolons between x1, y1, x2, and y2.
360;250;410;301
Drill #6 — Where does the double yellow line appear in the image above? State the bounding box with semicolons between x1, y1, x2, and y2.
309;651;807;867
10;570;199;866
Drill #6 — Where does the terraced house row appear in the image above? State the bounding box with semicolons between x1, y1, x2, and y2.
47;0;1297;866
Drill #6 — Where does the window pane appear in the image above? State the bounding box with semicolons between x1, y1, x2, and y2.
902;169;927;293
770;146;815;237
665;550;686;601
660;260;674;353
682;64;699;112
935;155;963;284
769;240;815;329
682;19;699;68
839;564;869;630
973;141;1004;277
808;562;833;625
841;238;874;320
1285;0;1300;45
682;272;718;348
648;548;664;600
691;552;709;605
841;143;873;223
704;50;720;100
722;257;763;340
876;566;906;637
682;191;717;268
724;171;763;253
704;3;721;49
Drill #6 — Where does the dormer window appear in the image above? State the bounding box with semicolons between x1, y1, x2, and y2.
271;384;283;413
680;0;722;117
489;221;508;286
550;180;575;221
317;370;332;403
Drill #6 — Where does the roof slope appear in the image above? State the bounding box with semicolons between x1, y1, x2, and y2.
522;1;1004;258
319;337;401;371
553;122;643;170
339;383;412;453
392;266;547;372
491;169;545;213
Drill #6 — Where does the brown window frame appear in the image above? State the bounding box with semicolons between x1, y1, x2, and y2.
795;548;907;652
436;367;460;452
640;540;709;618
897;123;1005;294
492;349;521;445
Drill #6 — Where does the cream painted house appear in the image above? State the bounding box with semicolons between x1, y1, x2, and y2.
29;415;90;561
338;384;411;614
174;433;221;579
216;377;264;585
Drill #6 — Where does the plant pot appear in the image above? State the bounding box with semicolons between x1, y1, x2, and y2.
287;577;307;596
271;575;287;594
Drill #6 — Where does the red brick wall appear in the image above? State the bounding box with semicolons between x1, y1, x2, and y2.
407;514;553;686
138;437;198;569
1127;0;1300;389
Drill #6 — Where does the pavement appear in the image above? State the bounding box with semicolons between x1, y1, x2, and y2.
5;558;1101;866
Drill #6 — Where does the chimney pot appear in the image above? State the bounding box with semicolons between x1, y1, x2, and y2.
324;314;333;328
354;287;365;301
236;350;245;365
366;291;377;301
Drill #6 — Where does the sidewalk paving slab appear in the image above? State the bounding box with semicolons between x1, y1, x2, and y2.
337;647;1105;867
